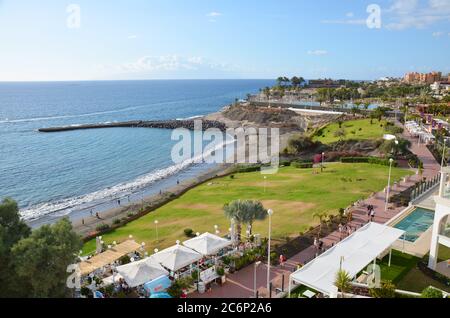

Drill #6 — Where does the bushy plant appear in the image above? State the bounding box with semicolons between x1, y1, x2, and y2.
112;218;121;225
216;267;225;276
369;280;396;298
421;287;444;298
184;228;194;237
95;223;110;232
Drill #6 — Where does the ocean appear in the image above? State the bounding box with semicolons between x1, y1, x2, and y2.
0;80;273;225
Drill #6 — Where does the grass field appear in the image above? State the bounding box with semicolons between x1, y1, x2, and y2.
313;119;387;144
82;163;412;254
379;250;450;293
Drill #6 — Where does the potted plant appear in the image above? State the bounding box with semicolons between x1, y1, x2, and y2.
216;267;226;284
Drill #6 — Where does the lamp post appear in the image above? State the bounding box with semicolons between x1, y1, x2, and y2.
154;220;159;241
266;209;273;293
254;261;261;298
441;140;447;168
385;158;394;212
263;176;267;193
321;152;325;172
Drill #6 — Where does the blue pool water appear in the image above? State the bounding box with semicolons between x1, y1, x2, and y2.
394;207;435;242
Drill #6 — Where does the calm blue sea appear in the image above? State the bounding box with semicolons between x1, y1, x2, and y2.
0;80;273;224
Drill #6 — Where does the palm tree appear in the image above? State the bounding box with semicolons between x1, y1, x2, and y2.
223;200;268;242
313;212;328;238
334;269;352;298
241;200;268;236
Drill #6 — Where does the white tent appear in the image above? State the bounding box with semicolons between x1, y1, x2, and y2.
115;257;169;288
153;243;202;272
290;223;405;297
183;232;232;256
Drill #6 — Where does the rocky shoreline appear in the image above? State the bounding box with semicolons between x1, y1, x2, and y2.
38;119;227;133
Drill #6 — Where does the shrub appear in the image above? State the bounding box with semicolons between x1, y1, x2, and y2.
95;223;110;232
127;212;135;218
112;218;121;225
369;280;396;298
184;228;194;237
292;161;313;169
288;135;316;154
216;267;225;276
167;277;194;298
119;255;131;265
421;287;444;298
230;174;235;179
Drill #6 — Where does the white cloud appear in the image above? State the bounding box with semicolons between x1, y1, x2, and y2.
346;12;354;18
127;35;138;39
321;19;366;25
385;0;450;30
207;12;222;17
432;31;444;37
307;50;328;56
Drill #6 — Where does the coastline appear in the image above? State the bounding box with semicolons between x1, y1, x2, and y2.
69;162;234;238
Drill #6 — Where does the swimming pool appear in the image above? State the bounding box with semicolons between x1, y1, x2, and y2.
394;207;435;242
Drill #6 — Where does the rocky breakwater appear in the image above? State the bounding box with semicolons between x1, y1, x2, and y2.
38;119;227;133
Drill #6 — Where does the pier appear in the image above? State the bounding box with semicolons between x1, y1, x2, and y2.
38;119;227;133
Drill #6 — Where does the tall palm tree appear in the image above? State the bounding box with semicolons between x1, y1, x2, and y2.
223;200;268;242
334;269;352;298
241;200;268;236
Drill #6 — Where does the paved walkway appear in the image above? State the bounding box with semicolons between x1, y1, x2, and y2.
190;127;441;299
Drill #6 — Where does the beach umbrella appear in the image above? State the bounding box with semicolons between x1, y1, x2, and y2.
152;243;202;272
183;232;232;256
116;257;169;288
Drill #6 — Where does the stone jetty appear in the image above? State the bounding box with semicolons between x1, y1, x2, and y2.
38;119;227;133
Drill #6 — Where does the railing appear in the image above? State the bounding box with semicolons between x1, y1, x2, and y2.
410;173;441;203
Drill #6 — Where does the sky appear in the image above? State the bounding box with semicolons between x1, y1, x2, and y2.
0;0;449;81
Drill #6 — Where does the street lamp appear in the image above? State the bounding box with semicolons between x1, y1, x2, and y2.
266;209;273;293
385;158;395;212
154;220;159;241
321;152;325;172
263;176;267;193
254;261;262;298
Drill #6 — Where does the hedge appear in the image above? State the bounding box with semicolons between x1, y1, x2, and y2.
341;157;398;167
292;162;314;169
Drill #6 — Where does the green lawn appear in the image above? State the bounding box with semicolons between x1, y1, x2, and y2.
313;119;387;144
83;163;412;255
379;250;450;293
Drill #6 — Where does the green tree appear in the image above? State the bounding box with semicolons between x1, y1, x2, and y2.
224;200;268;241
0;198;31;298
241;200;268;235
334;269;352;298
287;135;315;154
11;218;82;298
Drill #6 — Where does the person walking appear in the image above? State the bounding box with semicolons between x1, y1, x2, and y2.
370;209;376;222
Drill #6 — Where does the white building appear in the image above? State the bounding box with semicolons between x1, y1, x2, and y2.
428;167;450;272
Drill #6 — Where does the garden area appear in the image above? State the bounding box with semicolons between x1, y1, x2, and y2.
82;163;412;255
312;118;392;144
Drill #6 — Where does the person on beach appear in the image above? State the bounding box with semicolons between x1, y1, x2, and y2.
338;223;343;240
82;218;85;225
90;210;93;216
96;212;100;219
117;199;121;206
177;179;180;185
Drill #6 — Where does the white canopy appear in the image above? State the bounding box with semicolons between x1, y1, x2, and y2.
290;223;405;296
115;257;169;288
183;232;232;256
153;244;202;272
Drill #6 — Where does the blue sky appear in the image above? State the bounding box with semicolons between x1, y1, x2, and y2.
0;0;449;81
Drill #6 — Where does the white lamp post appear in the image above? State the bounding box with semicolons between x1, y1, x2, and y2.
254;261;261;298
154;220;159;241
263;176;267;193
385;158;395;212
441;140;447;168
321;152;325;172
266;209;273;293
